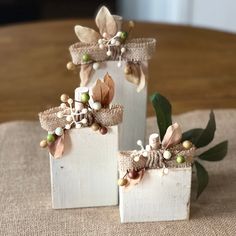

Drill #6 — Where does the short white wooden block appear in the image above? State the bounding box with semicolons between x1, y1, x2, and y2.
87;61;148;150
50;126;118;209
119;167;192;223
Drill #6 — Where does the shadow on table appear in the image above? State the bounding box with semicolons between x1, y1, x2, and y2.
190;170;236;219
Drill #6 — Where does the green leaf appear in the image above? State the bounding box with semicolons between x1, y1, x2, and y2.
150;93;172;141
194;111;216;148
195;161;209;199
198;140;228;161
182;128;204;143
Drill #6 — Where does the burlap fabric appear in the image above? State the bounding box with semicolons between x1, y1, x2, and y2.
93;105;123;127
0;109;236;236
118;145;195;173
69;38;156;64
39;105;123;132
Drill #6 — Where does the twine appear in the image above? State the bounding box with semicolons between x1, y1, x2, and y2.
69;38;156;64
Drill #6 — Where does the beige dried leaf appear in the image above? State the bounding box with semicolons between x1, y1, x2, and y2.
162;123;182;148
95;6;117;38
103;73;115;104
49;134;65;159
124;62;140;86
136;64;146;93
80;64;94;86
74;25;100;43
92;79;110;106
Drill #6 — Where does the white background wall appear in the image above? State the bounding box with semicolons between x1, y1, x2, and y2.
117;0;236;33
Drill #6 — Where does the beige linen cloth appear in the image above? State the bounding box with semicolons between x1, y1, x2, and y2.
0;109;235;236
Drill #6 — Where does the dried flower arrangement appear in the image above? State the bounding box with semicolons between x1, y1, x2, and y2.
39;73;123;159
67;6;156;92
118;93;228;199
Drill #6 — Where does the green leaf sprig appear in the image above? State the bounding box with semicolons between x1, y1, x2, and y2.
151;93;228;199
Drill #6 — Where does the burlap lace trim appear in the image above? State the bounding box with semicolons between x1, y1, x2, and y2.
69;38;156;64
118;145;196;172
39;105;123;132
93;105;123;127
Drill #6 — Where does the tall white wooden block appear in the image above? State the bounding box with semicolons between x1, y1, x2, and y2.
119;167;192;223
87;61;148;150
50;126;118;209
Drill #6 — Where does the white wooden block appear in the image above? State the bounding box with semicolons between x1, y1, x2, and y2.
87;61;148;150
119;167;192;223
50;126;118;209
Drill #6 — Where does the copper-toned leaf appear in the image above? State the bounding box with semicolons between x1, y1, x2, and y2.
103;73;115;103
162;123;182;148
136;64;146;92
124;62;140;86
92;80;102;103
80;64;93;86
124;169;145;190
91;79;110;106
49;134;65;159
74;25;100;43
95;6;117;38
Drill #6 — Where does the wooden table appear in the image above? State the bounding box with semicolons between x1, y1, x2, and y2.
0;20;236;122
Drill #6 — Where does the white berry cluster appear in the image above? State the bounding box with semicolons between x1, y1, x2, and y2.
56;94;91;130
98;31;127;68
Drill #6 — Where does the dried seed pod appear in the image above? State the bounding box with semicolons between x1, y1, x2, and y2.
66;61;76;70
40;140;48;148
60;94;69;103
117;178;128;186
182;140;192;149
91;123;100;131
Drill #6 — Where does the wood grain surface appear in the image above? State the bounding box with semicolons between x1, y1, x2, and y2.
0;20;236;122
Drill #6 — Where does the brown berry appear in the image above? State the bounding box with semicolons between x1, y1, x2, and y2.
91;123;100;131
128;170;139;179
60;94;69;103
99;127;108;135
117;178;128;186
66;61;76;70
182;140;192;149
40;140;48;148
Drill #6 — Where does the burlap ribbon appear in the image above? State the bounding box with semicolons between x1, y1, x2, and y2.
39;105;123;132
69;38;156;64
93;105;123;127
39;107;69;132
118;144;196;173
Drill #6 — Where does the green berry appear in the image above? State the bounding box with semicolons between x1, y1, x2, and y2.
176;155;185;164
47;134;55;143
120;31;128;40
82;53;90;62
80;93;90;103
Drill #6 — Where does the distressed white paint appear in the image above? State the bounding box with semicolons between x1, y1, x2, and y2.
87;61;148;150
119;167;192;223
50;126;118;209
